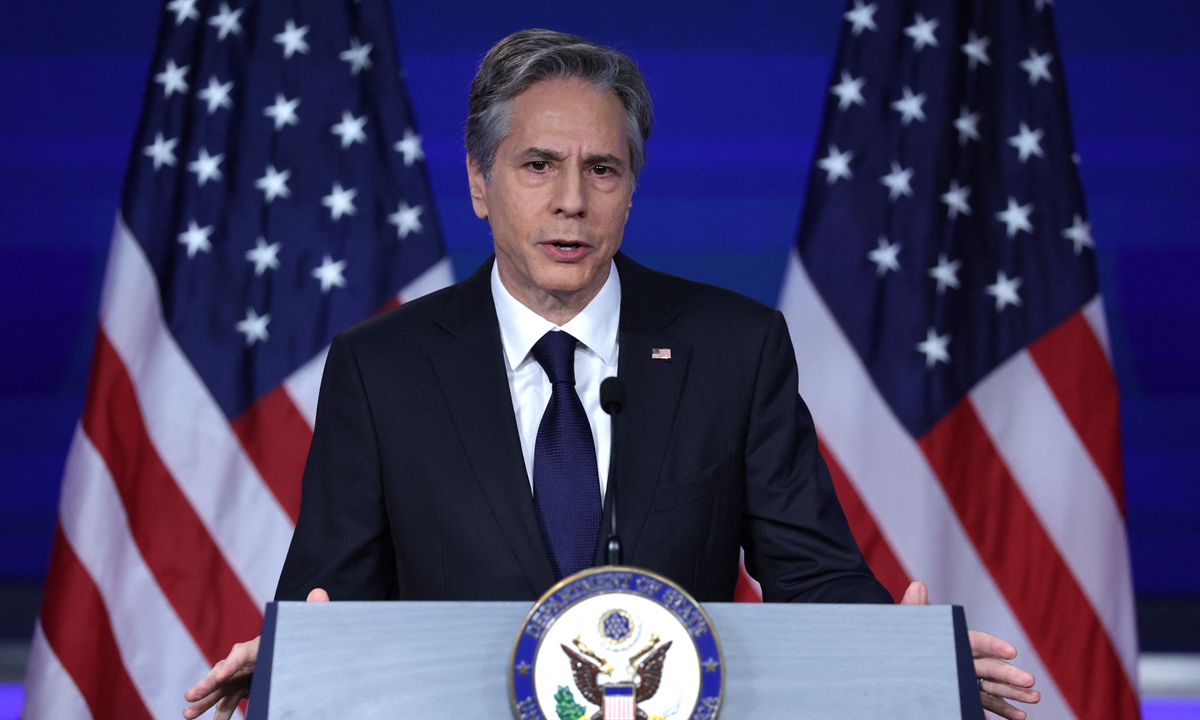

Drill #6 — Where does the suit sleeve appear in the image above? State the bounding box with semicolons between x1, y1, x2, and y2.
274;332;398;601
740;310;893;604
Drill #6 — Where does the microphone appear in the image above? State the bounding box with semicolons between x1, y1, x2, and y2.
600;377;626;565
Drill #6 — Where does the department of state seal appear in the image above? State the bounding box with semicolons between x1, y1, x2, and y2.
510;567;723;720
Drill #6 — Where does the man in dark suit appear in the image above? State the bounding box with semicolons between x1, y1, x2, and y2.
185;29;1039;720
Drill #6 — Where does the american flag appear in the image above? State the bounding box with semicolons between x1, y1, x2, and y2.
772;1;1138;718
22;0;451;717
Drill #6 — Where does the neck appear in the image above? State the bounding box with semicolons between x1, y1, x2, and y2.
497;263;610;327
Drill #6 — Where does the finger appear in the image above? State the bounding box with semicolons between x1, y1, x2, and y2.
980;679;1041;706
182;689;220;720
184;657;229;702
968;630;1017;660
214;687;248;720
899;580;928;605
975;657;1037;693
307;587;330;602
982;692;1027;720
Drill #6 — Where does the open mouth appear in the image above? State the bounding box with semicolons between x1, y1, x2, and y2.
551;242;583;250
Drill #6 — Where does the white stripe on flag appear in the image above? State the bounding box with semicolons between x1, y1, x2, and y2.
778;250;1077;719
58;426;215;719
282;348;328;430
1081;294;1113;362
969;350;1138;681
100;215;293;607
399;256;455;303
22;622;92;720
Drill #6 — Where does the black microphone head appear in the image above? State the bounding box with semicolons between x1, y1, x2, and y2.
600;376;626;415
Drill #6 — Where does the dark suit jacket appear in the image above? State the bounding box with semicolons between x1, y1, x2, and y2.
276;253;891;604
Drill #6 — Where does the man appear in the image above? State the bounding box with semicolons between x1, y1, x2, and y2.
185;29;1040;719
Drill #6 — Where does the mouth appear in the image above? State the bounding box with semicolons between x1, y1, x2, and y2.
540;240;592;260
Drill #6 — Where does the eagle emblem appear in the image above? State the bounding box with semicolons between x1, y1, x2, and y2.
561;633;672;720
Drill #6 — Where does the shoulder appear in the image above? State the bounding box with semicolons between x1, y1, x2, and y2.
335;259;494;362
616;253;780;335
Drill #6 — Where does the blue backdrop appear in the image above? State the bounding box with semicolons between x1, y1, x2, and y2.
1;0;1197;597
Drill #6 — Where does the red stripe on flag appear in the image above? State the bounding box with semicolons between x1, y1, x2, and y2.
734;561;762;602
39;524;154;720
372;297;401;317
83;330;264;664
919;400;1139;720
820;439;911;603
231;385;313;523
1028;311;1125;511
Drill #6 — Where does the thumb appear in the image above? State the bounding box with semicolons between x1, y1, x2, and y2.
900;580;928;605
306;587;330;602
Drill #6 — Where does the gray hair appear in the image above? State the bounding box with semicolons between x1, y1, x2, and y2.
466;29;653;185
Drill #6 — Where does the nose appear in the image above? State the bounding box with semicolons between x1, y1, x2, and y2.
552;166;587;218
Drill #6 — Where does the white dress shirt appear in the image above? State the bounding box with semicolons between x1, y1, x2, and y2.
491;261;620;502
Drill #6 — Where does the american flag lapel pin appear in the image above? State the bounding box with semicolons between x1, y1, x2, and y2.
651;348;671;361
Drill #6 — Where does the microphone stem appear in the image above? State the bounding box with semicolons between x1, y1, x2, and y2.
606;405;622;565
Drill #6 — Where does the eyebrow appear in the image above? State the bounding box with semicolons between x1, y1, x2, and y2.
516;147;626;169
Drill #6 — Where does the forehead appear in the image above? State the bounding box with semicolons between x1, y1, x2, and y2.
503;78;628;157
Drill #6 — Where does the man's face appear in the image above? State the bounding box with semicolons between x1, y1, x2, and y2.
468;78;633;318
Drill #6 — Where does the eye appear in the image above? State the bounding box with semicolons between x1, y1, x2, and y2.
528;161;549;172
592;165;612;176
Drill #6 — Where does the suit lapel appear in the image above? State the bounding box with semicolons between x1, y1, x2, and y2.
431;259;557;594
604;254;691;564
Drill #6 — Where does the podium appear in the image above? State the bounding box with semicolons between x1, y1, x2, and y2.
246;601;983;719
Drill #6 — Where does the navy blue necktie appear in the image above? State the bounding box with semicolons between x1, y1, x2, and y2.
531;330;601;580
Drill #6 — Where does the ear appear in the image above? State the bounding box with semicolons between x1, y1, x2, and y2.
466;155;488;220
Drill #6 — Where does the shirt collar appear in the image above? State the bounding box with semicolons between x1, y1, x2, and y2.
491;259;621;372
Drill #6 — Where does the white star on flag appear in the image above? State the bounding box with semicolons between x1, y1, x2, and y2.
235;308;271;346
996;197;1035;238
830;72;866;111
891;86;927;126
904;13;939;52
311;255;348;293
166;0;199;26
274;19;311;59
867;237;901;276
1063;214;1095;255
940;179;972;220
844;1;879;37
961;30;992;69
340;38;374;75
208;3;244;41
255;165;291;203
817;144;854;185
264;93;300;131
928;254;961;294
197;76;233;115
1020;48;1054;86
916;327;951;368
155;59;189;98
143;132;178;170
187;148;224;186
880;161;914;201
177;220;213;258
322;182;358;220
955;106;981;145
1008;122;1045;163
331;111;368;148
245;238;281;276
985;270;1023;312
393;128;425;166
388;201;424;239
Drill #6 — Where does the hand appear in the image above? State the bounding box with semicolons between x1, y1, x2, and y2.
183;588;329;719
901;581;1040;720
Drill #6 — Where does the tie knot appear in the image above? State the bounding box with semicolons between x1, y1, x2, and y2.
531;330;578;385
